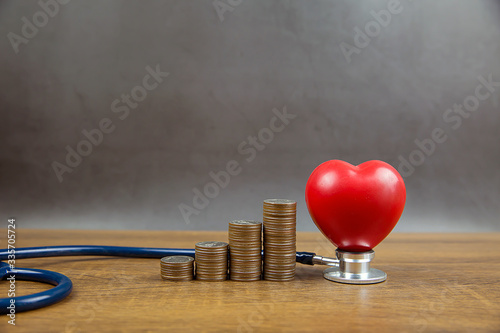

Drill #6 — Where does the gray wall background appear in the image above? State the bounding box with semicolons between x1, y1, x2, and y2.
0;0;499;232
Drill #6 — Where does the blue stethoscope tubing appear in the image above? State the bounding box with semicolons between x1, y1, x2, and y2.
0;246;316;314
0;261;73;314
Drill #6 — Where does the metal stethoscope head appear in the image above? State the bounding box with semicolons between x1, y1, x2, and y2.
312;249;386;284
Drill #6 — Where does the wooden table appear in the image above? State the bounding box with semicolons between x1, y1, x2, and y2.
1;230;499;332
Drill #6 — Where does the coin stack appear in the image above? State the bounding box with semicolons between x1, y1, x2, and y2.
228;220;262;281
195;241;229;281
160;256;194;281
263;199;297;281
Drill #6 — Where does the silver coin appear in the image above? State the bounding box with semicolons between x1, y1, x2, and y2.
263;199;296;205
196;241;228;248
161;256;194;264
230;220;262;226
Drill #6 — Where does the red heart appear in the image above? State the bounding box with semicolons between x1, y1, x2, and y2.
305;160;406;252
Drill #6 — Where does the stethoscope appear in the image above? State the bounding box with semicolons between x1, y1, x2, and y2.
0;159;405;314
0;245;360;314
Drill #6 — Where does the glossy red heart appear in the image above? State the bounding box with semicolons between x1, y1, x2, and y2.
305;160;406;252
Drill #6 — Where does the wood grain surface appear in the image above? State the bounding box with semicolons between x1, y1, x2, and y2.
0;230;499;332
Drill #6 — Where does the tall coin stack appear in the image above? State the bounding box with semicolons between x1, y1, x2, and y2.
195;241;228;281
228;220;262;281
263;199;297;281
160;256;194;281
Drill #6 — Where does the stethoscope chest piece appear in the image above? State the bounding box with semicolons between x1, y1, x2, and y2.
323;249;386;284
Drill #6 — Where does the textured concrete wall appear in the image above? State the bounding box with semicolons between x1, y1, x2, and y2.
0;0;499;232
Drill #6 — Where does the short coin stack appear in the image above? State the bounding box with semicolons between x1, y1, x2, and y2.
160;256;194;281
228;220;262;281
195;241;229;281
263;199;297;281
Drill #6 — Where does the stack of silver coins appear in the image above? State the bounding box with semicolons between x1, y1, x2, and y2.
263;199;297;281
160;256;194;281
195;241;229;281
228;220;262;281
